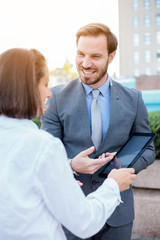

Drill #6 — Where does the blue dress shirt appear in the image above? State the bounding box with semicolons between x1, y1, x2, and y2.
82;76;110;140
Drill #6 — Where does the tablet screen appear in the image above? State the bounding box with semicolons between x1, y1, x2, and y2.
99;133;156;177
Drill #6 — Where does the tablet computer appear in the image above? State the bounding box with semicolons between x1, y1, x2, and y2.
99;132;156;178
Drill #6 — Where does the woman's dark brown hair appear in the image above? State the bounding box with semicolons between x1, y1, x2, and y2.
0;48;46;119
76;23;118;55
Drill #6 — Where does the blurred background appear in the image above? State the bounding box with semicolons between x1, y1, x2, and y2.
1;0;159;113
0;0;119;77
1;0;160;112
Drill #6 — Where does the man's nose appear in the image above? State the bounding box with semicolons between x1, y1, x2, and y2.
82;57;92;68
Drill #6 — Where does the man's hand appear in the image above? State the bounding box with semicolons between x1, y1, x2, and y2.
71;146;113;174
108;168;136;192
76;180;83;187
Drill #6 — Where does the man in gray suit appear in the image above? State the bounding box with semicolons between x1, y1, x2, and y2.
41;23;155;240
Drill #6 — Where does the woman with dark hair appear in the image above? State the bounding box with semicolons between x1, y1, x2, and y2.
0;48;136;240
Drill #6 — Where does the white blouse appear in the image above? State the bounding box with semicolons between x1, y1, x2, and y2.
0;115;121;240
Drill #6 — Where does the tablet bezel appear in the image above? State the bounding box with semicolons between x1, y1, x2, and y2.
99;132;156;178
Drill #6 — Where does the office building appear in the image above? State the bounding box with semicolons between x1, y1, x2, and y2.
118;0;160;76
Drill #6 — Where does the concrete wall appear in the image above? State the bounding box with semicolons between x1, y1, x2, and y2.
136;75;160;90
132;160;160;238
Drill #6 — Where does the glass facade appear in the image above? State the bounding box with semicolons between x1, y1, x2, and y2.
145;68;152;75
156;31;160;44
144;15;151;27
157;49;160;62
133;0;139;11
144;32;151;45
144;0;151;10
133;16;139;28
155;0;160;8
144;50;151;63
157;67;160;74
133;51;140;64
133;34;140;46
156;13;160;26
134;68;140;76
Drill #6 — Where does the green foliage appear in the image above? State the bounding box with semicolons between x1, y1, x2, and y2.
148;111;160;159
32;116;41;129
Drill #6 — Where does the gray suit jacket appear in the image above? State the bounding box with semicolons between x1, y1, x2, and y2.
41;78;155;227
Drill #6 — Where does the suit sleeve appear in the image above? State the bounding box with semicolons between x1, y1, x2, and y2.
131;91;156;174
41;89;63;141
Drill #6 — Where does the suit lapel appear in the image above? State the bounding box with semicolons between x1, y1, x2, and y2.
105;80;120;139
74;80;92;141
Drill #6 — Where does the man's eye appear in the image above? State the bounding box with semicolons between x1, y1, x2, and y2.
78;52;84;56
93;55;100;59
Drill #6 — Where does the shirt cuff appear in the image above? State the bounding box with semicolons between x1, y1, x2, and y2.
105;178;123;204
68;159;79;176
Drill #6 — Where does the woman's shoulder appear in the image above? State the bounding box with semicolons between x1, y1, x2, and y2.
23;127;66;163
28;127;62;147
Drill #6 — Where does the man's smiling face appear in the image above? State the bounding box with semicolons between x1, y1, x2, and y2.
76;34;110;88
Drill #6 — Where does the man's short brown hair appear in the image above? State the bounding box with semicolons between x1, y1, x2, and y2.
76;23;118;54
0;48;46;119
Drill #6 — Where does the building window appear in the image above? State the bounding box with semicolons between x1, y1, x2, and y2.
133;0;139;11
133;51;140;64
155;0;160;8
134;69;140;76
157;67;160;75
156;31;160;43
144;32;151;45
133;16;139;28
144;0;150;9
157;49;160;62
144;15;151;27
133;34;140;46
144;50;151;63
156;14;160;26
145;68;152;75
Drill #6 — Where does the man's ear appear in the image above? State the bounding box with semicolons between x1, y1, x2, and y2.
108;51;116;64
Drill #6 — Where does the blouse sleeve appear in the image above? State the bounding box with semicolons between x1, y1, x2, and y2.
35;136;121;239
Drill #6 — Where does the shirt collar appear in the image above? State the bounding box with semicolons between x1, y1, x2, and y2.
81;75;110;97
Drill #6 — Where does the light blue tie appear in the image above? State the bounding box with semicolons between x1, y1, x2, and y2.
91;89;102;150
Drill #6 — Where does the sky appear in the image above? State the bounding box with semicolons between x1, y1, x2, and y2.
0;0;119;76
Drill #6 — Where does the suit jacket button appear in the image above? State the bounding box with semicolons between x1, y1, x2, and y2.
92;180;97;185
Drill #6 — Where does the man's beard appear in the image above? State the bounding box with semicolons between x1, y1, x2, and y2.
79;60;109;86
